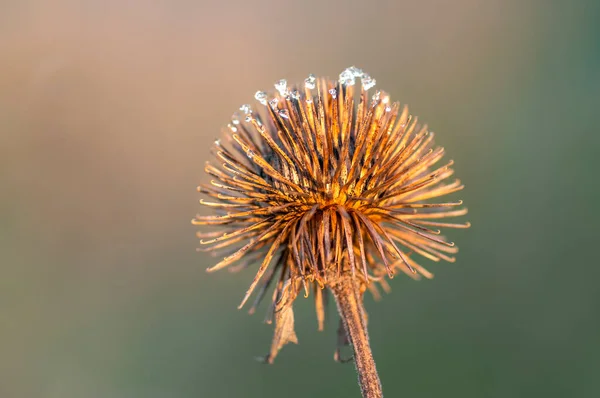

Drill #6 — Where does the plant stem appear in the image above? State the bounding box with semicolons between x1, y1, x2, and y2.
331;276;383;398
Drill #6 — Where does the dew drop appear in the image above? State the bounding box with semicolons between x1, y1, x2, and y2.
247;150;255;159
328;88;337;99
231;113;241;125
361;74;376;90
269;98;279;109
227;124;238;132
372;90;381;102
274;79;288;96
214;139;221;146
350;66;364;77
339;66;363;86
339;70;355;86
289;89;300;100
278;109;289;119
305;74;316;89
240;104;252;115
254;91;268;105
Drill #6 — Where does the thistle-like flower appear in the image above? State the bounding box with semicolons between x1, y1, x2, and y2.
193;67;469;398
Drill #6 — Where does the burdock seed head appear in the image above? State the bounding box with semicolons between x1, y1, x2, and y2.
194;66;469;397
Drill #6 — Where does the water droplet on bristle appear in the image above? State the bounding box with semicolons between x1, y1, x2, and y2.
305;74;316;89
328;88;337;99
339;70;355;86
231;113;241;125
361;74;376;90
278;109;289;119
274;79;288;96
290;90;300;100
254;91;267;105
372;91;381;102
247;150;255;159
339;66;363;86
240;104;253;121
350;66;364;77
240;104;252;114
269;98;279;109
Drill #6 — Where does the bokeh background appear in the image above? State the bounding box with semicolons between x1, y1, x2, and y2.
2;1;599;397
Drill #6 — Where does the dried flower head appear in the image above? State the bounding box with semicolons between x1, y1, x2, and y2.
194;67;469;397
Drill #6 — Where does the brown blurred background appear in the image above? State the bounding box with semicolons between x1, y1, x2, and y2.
1;1;599;397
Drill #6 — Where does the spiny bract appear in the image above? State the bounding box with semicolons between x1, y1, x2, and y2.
194;66;469;362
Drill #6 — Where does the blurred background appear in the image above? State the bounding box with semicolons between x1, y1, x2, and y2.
1;0;599;397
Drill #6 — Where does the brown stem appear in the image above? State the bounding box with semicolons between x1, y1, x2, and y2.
331;276;383;398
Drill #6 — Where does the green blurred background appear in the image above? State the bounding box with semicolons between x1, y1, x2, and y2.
2;1;599;397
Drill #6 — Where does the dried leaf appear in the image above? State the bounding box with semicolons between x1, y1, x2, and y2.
334;318;353;363
264;283;298;364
